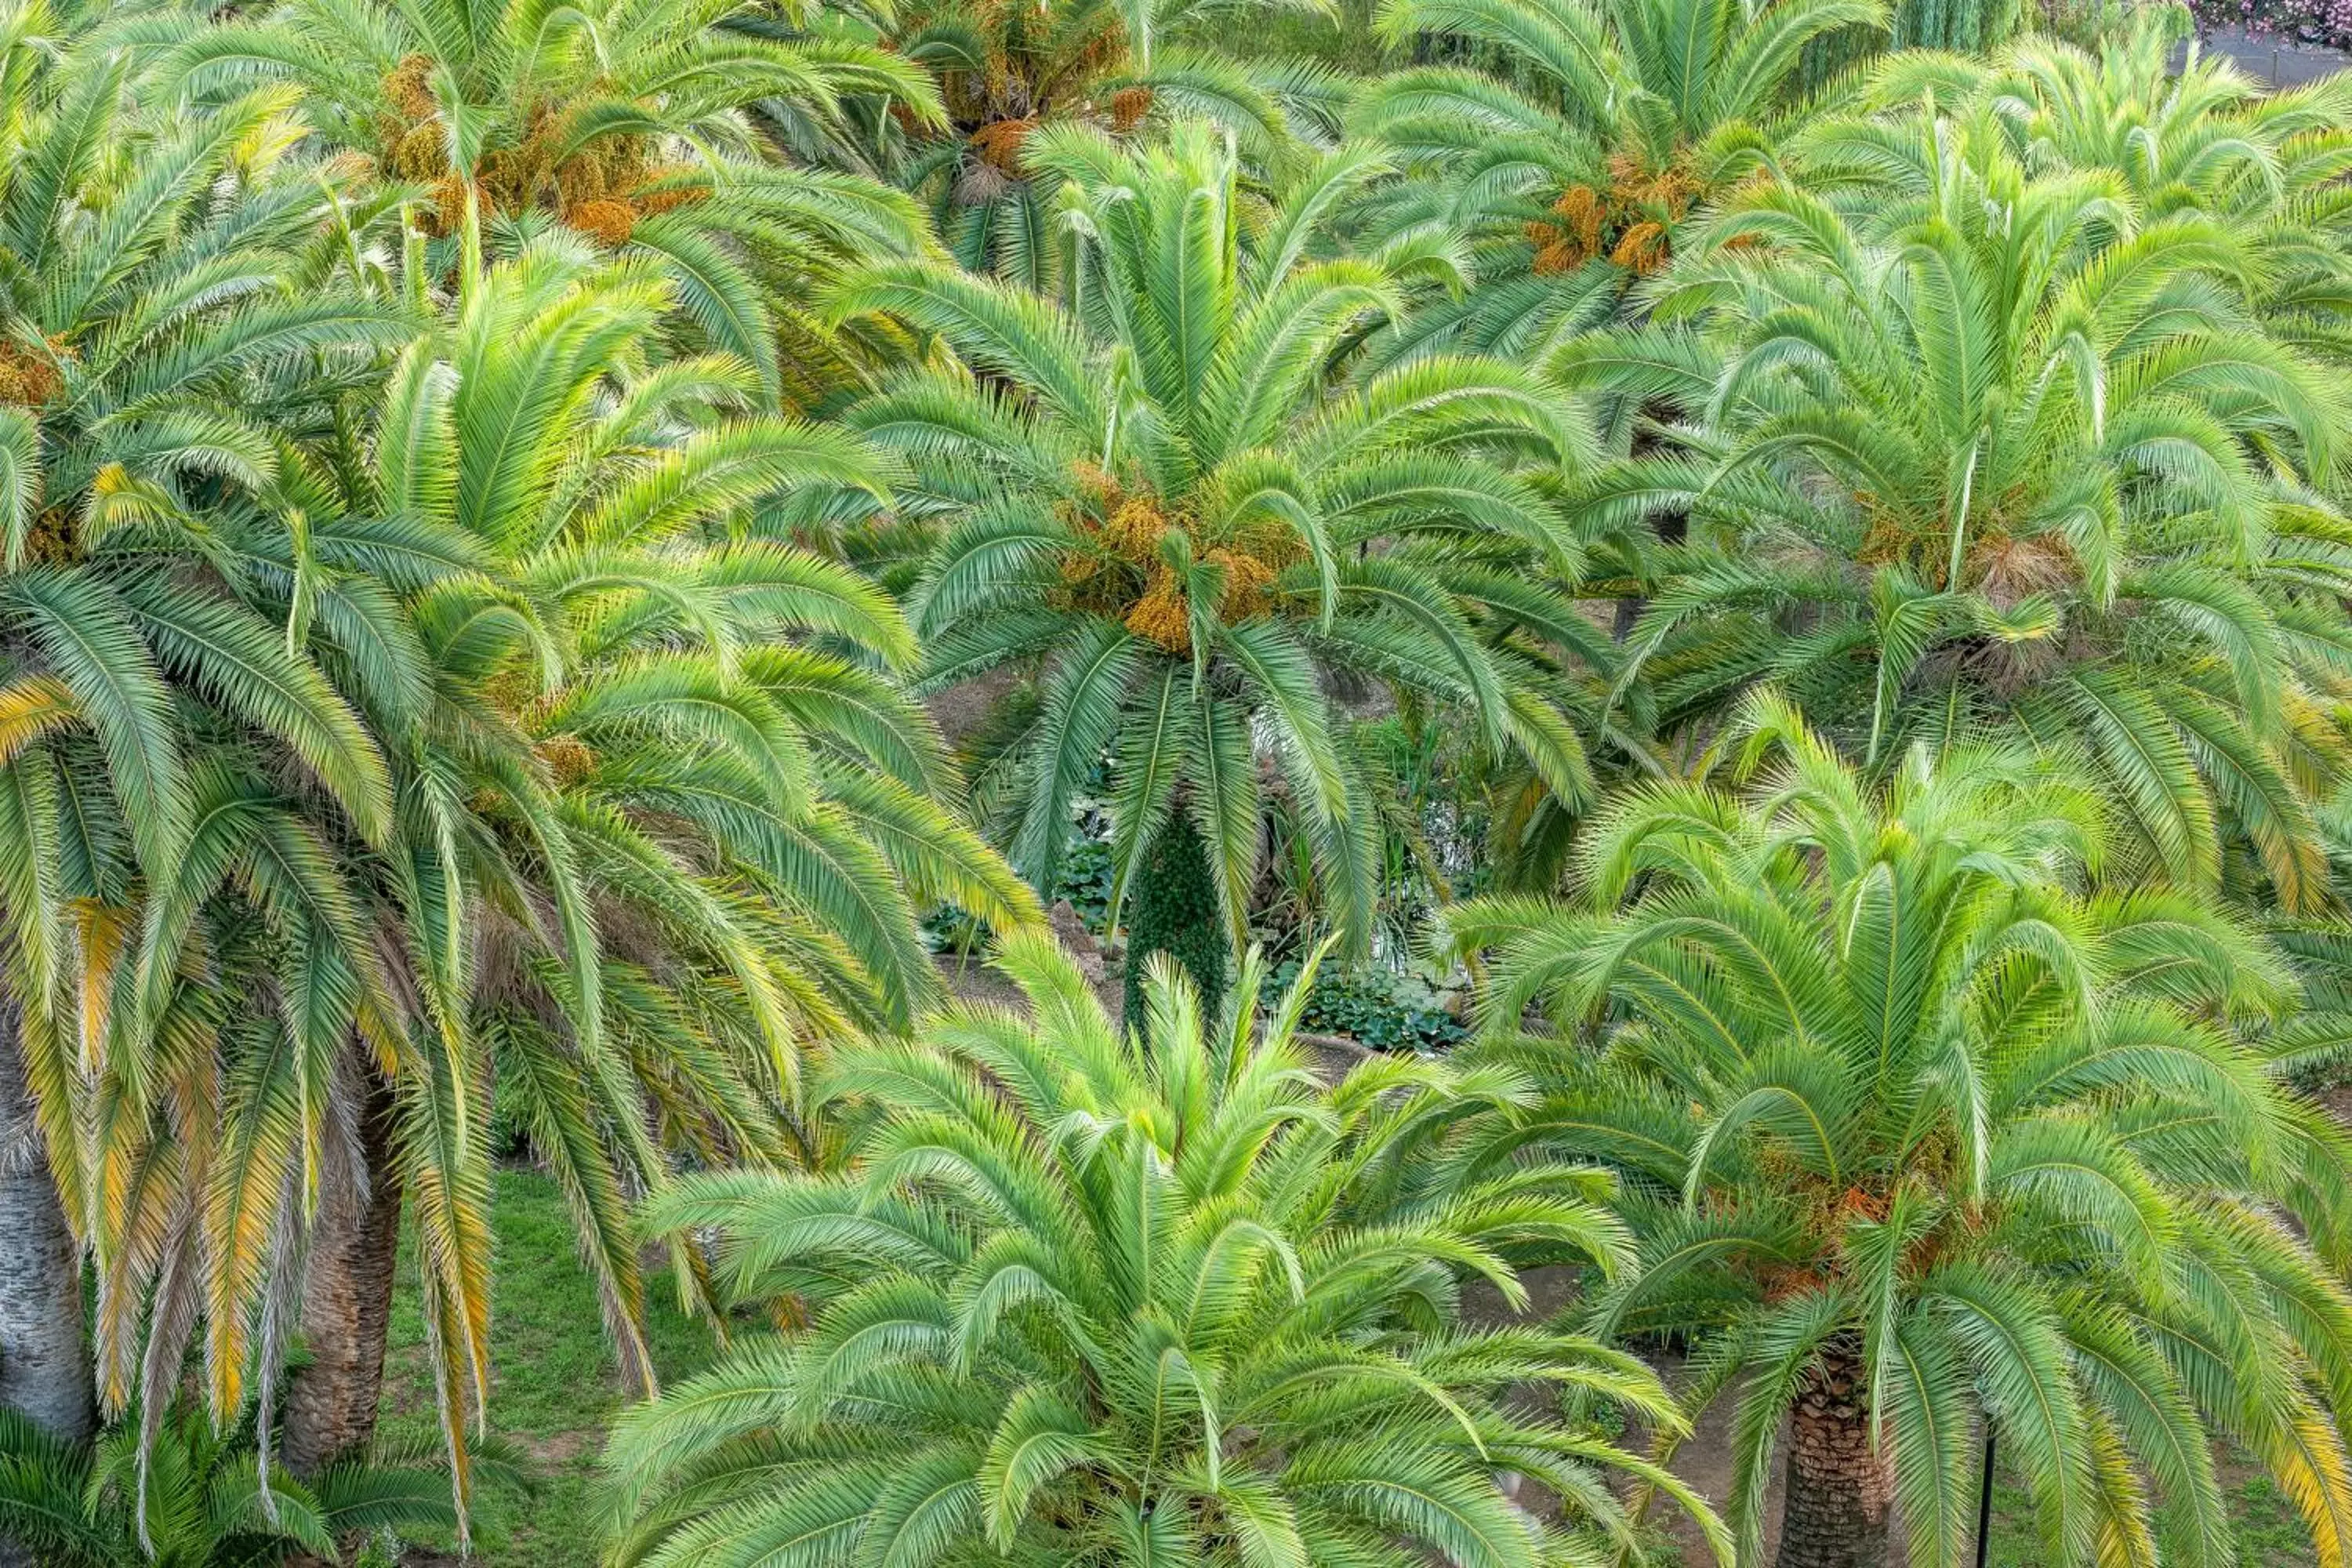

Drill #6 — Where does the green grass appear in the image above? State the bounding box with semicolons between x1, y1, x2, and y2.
376;1167;720;1567
1984;1455;2317;1568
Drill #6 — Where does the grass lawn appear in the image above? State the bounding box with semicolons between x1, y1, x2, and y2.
1984;1461;2318;1568
375;1167;720;1567
376;1168;2324;1566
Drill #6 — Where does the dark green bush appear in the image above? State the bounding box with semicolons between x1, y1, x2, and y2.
1269;958;1468;1051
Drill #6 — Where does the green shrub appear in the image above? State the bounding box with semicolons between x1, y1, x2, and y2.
1270;956;1468;1051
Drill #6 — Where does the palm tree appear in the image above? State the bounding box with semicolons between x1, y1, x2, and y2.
1345;0;1878;365
172;0;943;402
40;224;1031;1545
1552;120;2352;909
1441;693;2352;1568
0;1406;457;1566
801;0;1346;292
601;930;1729;1568
1801;14;2352;370
0;0;411;1472
836;123;1612;1004
136;237;1040;1514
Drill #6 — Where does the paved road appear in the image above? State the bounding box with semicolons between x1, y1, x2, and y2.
2183;24;2350;85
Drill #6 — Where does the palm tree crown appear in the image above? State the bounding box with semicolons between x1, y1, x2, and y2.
0;1406;457;1566
82;236;1040;1533
839;122;1610;958
1556;120;2352;906
816;0;1345;291
1345;0;1879;365
174;0;943;401
265;235;1036;1467
1806;16;2352;372
1444;695;2352;1568
603;931;1728;1568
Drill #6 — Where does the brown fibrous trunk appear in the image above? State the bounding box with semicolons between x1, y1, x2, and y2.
1774;1335;1893;1568
281;1067;404;1476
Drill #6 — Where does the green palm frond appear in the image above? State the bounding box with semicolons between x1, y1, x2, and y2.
1444;700;2352;1568
844;125;1617;964
1581;117;2352;906
604;938;1717;1567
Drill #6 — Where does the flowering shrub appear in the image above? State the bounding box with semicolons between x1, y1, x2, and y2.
2188;0;2352;47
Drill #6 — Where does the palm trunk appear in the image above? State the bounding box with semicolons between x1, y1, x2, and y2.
0;992;93;1444
0;993;93;1568
1774;1336;1893;1568
281;1067;403;1476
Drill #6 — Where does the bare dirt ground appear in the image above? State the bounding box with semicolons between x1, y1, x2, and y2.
934;947;1036;1011
924;667;1020;750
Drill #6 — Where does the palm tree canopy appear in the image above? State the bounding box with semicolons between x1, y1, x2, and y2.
0;1406;459;1567
1367;0;1878;170
74;234;1040;1536
1341;0;1880;365
1801;15;2352;369
837;121;1613;950
811;0;1349;290
602;931;1730;1568
395;236;1037;1022
172;0;945;401
1553;118;2352;906
1443;694;2352;1568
